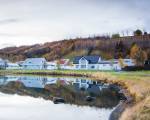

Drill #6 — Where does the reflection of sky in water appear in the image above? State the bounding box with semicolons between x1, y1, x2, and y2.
0;93;113;120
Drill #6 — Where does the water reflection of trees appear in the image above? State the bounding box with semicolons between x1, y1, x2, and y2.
0;81;119;108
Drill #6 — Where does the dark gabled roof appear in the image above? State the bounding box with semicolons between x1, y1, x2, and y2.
73;56;100;64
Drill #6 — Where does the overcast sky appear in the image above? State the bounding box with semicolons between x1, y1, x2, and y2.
0;0;150;48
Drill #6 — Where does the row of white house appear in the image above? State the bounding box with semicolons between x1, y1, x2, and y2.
0;55;135;71
73;56;135;71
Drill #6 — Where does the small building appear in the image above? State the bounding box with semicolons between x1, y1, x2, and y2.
58;59;69;69
99;60;121;71
122;59;135;66
73;56;101;70
0;58;7;69
57;59;74;70
6;62;22;70
73;56;124;71
22;58;47;70
46;61;57;70
17;61;24;66
99;61;112;70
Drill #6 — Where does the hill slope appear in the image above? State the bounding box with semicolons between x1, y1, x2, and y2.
0;35;150;62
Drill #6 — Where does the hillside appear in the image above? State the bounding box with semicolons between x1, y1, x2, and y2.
0;34;150;62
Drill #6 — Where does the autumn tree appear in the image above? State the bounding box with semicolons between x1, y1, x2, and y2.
115;41;126;58
56;60;61;70
130;43;147;66
133;29;143;36
118;58;126;68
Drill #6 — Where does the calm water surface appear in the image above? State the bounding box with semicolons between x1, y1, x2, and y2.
0;75;120;120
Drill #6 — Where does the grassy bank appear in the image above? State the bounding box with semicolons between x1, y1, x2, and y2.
0;70;150;120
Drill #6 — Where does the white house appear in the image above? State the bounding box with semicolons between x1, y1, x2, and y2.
22;58;47;70
73;56;121;70
73;56;101;70
6;62;22;70
46;61;57;70
57;59;74;70
112;59;135;70
99;61;112;70
73;56;135;71
122;59;135;66
98;60;121;71
0;58;7;69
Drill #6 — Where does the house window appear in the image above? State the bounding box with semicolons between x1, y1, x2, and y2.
81;65;86;68
81;79;86;83
76;65;79;68
91;66;95;69
145;60;150;65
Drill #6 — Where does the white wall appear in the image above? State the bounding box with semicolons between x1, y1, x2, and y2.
60;65;75;70
23;65;44;70
123;59;135;66
99;64;113;70
47;65;57;70
88;64;99;70
112;63;121;70
78;58;88;70
6;66;22;70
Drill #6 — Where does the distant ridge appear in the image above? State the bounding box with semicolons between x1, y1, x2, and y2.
0;34;150;62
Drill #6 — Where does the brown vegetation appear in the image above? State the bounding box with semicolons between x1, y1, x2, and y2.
0;34;150;62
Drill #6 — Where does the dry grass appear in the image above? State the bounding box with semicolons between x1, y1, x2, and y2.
120;96;150;120
93;71;150;120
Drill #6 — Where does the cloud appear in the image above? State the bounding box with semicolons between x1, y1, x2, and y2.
0;18;19;25
0;43;16;49
0;0;149;46
0;33;18;36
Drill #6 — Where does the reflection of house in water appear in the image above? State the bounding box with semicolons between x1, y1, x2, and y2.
72;78;98;90
19;76;48;88
0;76;20;86
0;76;73;88
0;76;109;94
0;76;8;85
0;76;48;88
71;78;110;95
46;77;71;85
87;85;102;95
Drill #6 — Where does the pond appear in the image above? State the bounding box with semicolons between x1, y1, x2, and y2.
0;75;121;120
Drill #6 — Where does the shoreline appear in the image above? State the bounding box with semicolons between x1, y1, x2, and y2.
0;70;149;120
